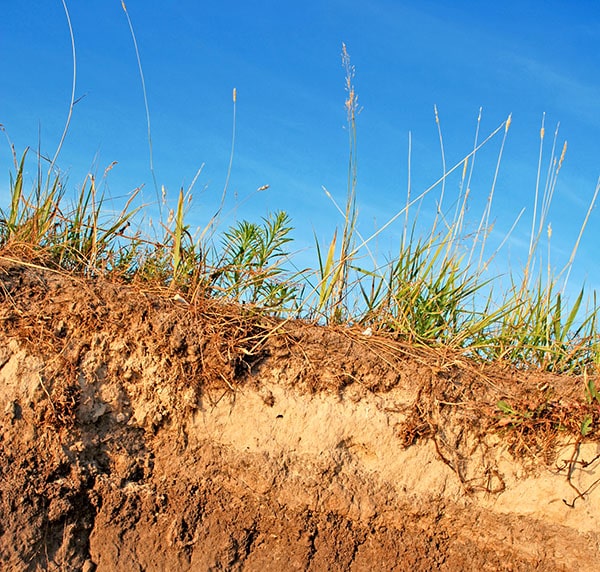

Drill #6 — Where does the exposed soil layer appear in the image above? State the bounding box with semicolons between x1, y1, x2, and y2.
1;257;600;571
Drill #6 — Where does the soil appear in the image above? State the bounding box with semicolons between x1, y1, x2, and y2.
1;255;600;571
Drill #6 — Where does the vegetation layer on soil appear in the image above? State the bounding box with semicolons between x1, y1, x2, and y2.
1;257;600;571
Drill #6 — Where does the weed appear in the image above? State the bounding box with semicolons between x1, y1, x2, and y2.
585;372;600;405
210;211;297;311
496;400;534;426
581;414;593;437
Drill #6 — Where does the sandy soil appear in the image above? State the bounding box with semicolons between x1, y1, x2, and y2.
1;257;600;571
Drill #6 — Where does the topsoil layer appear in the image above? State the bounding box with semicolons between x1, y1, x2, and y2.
1;256;600;571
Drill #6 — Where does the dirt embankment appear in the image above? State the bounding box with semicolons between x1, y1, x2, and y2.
1;257;600;571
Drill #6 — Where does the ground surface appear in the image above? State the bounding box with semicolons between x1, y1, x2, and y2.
1;256;600;571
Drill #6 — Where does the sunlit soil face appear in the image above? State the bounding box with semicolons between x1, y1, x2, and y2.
1;258;599;571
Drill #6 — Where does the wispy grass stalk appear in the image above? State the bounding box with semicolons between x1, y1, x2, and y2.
49;0;77;180
120;0;161;217
312;43;359;323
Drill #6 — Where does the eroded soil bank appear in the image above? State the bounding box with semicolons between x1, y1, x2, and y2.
1;257;600;571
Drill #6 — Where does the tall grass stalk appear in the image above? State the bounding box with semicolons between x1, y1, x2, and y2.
313;43;359;323
561;176;600;295
221;88;237;206
49;0;77;180
121;0;161;217
474;113;512;271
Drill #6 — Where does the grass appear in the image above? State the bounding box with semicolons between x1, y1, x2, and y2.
1;35;599;376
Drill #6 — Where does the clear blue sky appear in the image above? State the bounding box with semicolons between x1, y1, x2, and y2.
1;1;599;297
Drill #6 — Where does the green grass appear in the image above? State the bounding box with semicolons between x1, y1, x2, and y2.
1;41;599;376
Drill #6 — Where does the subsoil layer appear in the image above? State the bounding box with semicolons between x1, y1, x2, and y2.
1;257;600;571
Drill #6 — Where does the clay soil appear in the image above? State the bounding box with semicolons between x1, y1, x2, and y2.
1;256;600;571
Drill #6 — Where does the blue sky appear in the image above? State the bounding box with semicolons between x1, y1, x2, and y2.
1;1;599;298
